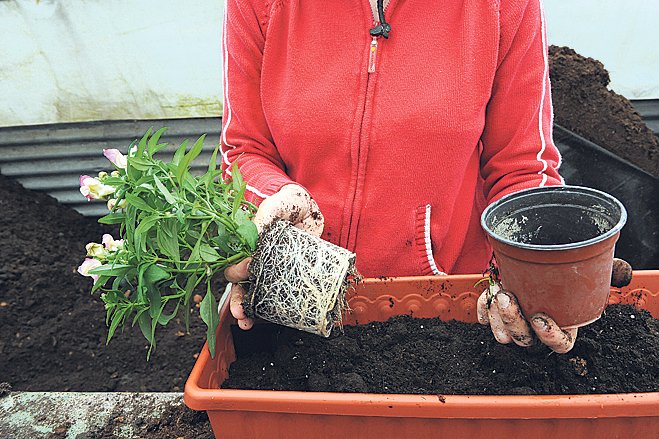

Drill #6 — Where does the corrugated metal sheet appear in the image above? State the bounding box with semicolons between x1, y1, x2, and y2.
632;99;659;136
0;118;221;216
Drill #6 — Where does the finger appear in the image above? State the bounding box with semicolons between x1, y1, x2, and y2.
297;198;324;237
611;258;632;288
531;313;578;354
229;283;248;320
495;292;535;347
238;317;254;330
253;185;309;231
477;291;489;325
477;282;501;325
224;258;252;283
488;298;512;344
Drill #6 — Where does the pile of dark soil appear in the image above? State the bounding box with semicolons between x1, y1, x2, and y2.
0;173;208;392
549;45;659;179
224;304;659;395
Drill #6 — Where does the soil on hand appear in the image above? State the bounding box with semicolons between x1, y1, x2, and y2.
224;304;659;395
549;45;659;179
0;173;209;392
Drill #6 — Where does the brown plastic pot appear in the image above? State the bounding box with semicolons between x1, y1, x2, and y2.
184;271;659;439
481;186;627;328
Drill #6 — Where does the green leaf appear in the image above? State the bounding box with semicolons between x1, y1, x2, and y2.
231;162;243;194
157;220;180;263
152;142;170;155
148;127;168;155
128;157;154;171
200;283;219;358
153;175;177;205
157;302;179;326
134;215;161;249
138;312;154;344
102;176;124;186
98;212;126;225
176;135;206;183
89;264;134;277
91;274;110;293
237;221;258;251
136;128;152;158
125;193;155;213
208;145;220;172
172;139;189;167
199;244;220;262
144;264;170;284
148;284;161;319
182;273;200;331
107;306;128;343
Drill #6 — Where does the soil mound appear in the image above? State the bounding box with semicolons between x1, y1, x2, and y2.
0;173;208;392
549;45;659;179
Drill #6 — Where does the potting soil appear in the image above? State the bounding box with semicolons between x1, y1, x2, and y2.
0;173;209;392
224;304;659;395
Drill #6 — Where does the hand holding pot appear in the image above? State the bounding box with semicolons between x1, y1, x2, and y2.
477;258;633;353
224;184;325;330
476;283;578;353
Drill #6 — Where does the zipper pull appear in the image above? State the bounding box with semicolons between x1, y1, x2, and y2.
368;37;378;73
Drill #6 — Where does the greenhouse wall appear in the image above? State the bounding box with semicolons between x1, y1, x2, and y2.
1;0;658;128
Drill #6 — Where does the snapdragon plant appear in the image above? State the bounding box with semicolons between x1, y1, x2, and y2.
78;128;258;358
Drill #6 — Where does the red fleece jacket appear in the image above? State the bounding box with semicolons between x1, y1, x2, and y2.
221;0;563;277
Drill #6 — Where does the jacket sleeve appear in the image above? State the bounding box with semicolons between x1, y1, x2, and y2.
221;0;295;203
480;0;563;204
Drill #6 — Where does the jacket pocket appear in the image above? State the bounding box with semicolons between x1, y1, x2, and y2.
414;204;447;276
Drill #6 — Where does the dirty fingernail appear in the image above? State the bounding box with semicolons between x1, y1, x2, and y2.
532;317;547;331
496;293;510;309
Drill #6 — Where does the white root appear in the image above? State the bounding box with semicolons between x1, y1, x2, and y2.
248;220;357;336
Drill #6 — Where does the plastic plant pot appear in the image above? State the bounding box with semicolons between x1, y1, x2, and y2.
481;185;627;328
184;271;659;439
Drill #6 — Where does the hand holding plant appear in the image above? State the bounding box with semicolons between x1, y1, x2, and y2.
78;129;357;359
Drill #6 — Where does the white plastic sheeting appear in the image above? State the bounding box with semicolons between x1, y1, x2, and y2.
0;0;223;127
0;0;657;128
545;0;659;100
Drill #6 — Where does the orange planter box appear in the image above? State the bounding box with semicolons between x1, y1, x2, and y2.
185;271;659;438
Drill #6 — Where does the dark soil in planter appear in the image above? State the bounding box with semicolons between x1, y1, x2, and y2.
0;173;209;392
224;304;659;395
549;45;659;179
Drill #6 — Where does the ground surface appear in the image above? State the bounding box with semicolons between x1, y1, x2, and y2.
549;45;659;179
224;304;659;395
0;391;213;439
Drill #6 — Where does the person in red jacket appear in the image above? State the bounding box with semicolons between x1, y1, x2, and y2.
222;0;577;352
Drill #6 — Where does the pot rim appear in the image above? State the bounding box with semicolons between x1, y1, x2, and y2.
481;185;627;251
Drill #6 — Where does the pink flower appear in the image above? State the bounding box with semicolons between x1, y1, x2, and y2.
102;234;124;252
103;149;128;169
79;175;115;201
77;258;102;282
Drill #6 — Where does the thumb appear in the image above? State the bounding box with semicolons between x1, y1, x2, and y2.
253;185;324;236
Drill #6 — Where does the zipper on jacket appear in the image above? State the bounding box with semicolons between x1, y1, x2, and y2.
368;36;378;73
342;2;393;250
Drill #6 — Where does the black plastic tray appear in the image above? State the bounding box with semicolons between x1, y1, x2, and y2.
554;125;659;269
